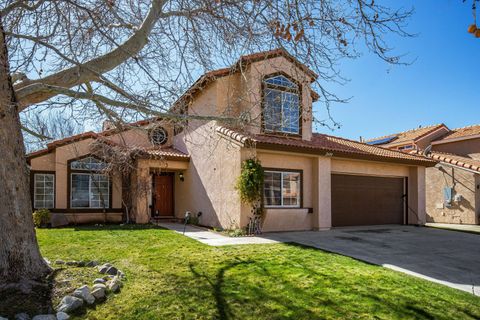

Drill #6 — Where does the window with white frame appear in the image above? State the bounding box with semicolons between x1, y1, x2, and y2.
263;75;300;134
71;173;109;208
33;173;54;209
263;170;301;207
70;157;109;208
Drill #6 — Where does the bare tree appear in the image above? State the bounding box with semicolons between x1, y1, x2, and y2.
0;0;413;290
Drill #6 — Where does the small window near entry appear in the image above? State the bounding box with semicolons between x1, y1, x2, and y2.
264;170;301;207
34;173;54;209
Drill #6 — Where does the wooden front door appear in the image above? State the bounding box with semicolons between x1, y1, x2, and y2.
153;174;174;217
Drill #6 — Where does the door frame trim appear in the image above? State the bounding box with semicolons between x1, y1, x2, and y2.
151;172;175;217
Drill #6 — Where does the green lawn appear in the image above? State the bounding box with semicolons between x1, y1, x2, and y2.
36;225;480;320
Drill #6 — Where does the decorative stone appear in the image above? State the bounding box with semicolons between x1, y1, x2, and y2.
15;313;30;320
91;287;106;300
93;278;106;284
0;317;9;320
56;312;69;320
55;260;65;265
92;283;106;291
86;260;99;267
107;276;122;293
105;266;118;275
32;315;56;320
72;285;95;305
97;263;111;274
76;261;86;267
43;258;51;265
57;295;84;313
65;261;77;266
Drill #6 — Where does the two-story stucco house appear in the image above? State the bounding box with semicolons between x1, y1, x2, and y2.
366;124;480;225
27;49;436;231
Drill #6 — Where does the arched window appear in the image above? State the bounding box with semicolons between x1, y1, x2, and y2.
263;74;300;134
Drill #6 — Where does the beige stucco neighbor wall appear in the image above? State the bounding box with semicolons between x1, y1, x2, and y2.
433;138;480;158
425;165;478;224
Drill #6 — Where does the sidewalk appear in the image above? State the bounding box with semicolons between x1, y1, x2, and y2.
426;222;480;234
157;222;279;246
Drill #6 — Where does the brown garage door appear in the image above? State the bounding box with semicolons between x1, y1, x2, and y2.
331;174;405;227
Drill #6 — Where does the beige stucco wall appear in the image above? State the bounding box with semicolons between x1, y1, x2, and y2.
425;165;478;224
174;121;243;229
30;152;56;171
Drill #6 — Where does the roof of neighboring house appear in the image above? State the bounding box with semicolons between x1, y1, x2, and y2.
365;124;449;147
411;150;480;173
216;126;437;166
432;124;480;144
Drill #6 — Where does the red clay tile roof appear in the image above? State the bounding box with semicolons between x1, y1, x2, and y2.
412;150;480;173
26;131;99;159
433;124;480;142
216;126;437;166
130;147;190;160
365;124;449;146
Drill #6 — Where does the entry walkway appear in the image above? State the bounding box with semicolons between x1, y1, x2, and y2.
157;222;279;246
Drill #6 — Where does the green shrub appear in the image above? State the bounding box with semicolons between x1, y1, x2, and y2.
33;209;51;228
236;158;264;204
227;228;247;237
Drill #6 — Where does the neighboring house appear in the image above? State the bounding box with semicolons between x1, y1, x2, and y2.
27;49;436;231
366;124;480;225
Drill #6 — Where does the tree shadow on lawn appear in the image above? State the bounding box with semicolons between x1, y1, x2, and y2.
185;244;480;320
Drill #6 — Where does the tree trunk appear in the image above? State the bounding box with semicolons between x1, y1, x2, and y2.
0;18;50;287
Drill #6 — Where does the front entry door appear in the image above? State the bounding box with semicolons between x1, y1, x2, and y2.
153;174;174;217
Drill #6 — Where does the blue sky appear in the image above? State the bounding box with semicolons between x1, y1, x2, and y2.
314;0;480;141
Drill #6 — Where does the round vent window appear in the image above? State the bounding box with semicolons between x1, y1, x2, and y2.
150;127;168;145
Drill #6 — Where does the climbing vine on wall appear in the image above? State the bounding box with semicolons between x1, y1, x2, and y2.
236;158;264;206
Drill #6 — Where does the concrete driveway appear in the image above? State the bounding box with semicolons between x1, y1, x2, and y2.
262;225;480;295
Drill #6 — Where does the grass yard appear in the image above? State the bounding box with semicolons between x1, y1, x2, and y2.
35;225;480;320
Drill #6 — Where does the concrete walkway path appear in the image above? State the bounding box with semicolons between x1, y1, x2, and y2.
426;222;480;234
158;222;279;246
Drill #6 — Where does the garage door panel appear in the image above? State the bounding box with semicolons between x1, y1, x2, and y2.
331;174;404;227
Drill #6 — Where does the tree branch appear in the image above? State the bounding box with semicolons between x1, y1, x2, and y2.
13;0;165;107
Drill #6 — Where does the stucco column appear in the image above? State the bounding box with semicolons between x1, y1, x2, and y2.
408;166;426;225
313;156;331;230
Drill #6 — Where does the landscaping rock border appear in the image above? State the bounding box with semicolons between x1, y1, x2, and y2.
0;261;125;320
